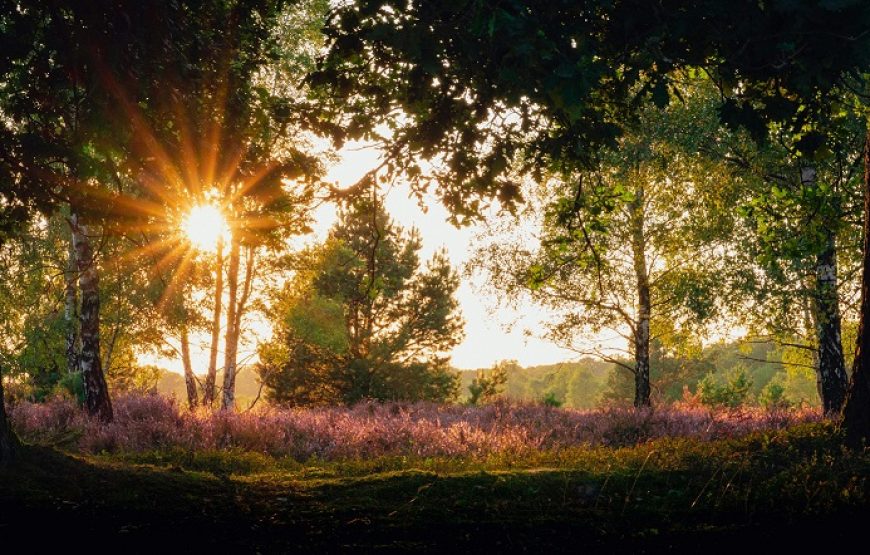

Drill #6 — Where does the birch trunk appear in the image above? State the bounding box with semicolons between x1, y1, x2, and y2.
202;237;224;407
70;214;113;422
812;228;848;415
65;234;79;375
220;236;241;411
630;185;651;408
799;166;849;415
844;128;870;447
180;329;198;410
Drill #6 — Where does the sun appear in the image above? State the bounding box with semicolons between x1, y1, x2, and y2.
181;204;230;253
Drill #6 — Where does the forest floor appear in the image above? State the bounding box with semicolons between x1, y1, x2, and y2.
1;422;869;553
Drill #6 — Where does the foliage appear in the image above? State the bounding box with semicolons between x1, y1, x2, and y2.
313;1;870;221
258;199;464;405
759;379;791;410
57;373;85;404
469;340;808;410
539;391;563;408
107;364;162;395
698;367;754;409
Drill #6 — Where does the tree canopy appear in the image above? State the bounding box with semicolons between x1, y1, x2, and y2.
312;1;870;217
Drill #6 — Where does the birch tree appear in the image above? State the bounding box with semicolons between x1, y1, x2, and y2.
475;83;740;407
726;106;866;414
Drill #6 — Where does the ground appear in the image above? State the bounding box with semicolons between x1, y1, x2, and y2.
1;422;869;552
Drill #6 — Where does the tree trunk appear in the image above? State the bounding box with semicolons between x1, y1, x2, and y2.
65;233;80;375
221;246;254;409
221;236;240;411
630;185;651;408
234;246;255;338
203;237;224;407
812;228;849;415
180;329;198;410
843;128;870;447
70;214;113;422
0;374;18;465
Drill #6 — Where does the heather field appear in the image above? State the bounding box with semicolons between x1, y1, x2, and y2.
3;395;870;552
10;394;824;460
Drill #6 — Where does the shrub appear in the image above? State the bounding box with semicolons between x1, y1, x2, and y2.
468;361;510;405
698;368;753;408
540;391;563;408
759;380;791;410
56;372;85;404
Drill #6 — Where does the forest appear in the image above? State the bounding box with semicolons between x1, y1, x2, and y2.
2;0;870;551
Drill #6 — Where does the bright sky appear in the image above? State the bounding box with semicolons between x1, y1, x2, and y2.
145;142;577;376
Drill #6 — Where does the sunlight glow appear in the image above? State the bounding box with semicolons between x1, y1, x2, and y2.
182;204;230;253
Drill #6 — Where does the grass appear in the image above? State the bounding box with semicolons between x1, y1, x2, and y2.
2;421;869;552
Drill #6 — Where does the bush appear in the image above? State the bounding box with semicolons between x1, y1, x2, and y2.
698;367;753;409
540;391;563;408
467;361;510;405
759;380;791;410
56;372;85;404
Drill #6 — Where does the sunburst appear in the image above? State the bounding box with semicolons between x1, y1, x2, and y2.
181;204;230;253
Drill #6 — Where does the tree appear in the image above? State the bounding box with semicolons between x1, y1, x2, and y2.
0;1;135;421
725;106;866;415
0;1;62;461
258;198;464;405
698;366;754;409
197;0;326;410
314;2;868;212
202;236;225;408
467;360;512;405
0;208;201;405
474;81;737;407
846;127;870;445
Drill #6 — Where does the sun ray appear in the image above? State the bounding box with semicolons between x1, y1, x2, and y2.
172;97;202;199
96;65;187;198
202;61;232;194
151;242;190;276
227;161;280;206
156;248;198;314
215;144;250;199
111;237;181;270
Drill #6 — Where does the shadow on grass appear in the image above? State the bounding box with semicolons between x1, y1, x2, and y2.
1;439;868;553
